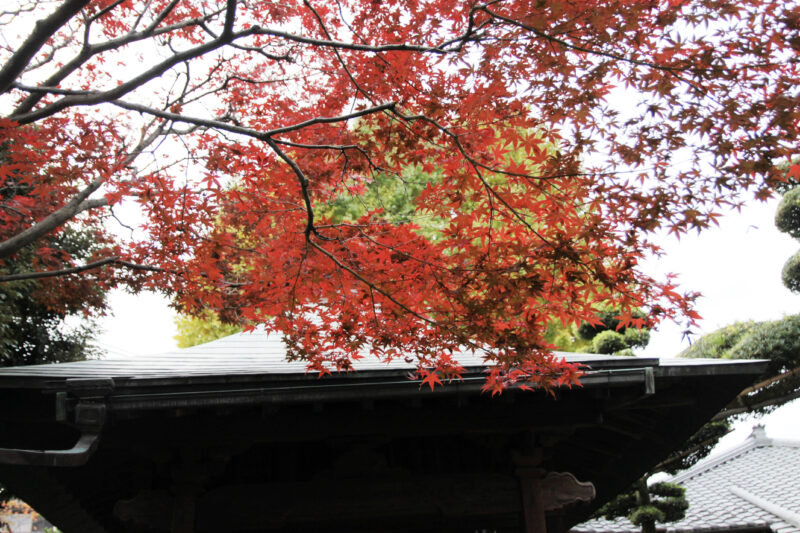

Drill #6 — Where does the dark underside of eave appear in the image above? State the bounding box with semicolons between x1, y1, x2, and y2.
0;368;760;533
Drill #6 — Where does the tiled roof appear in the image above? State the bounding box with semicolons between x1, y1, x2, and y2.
0;329;760;382
573;426;800;533
0;329;662;379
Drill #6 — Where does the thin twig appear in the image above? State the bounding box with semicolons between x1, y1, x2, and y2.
0;256;161;282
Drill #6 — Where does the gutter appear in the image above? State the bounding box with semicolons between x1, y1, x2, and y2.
0;367;655;467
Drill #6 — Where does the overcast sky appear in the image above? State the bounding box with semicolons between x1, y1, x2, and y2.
640;196;800;450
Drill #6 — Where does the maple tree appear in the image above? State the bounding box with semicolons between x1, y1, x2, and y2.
0;226;109;367
1;0;798;390
0;131;119;366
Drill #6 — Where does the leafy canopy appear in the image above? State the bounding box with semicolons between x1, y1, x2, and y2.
175;309;243;349
1;0;799;390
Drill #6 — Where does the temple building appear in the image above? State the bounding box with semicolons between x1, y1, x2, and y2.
573;425;800;533
0;331;766;533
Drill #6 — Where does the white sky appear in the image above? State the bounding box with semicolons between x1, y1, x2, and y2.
639;196;800;452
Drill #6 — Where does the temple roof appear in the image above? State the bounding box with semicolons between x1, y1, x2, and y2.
0;329;757;383
572;426;800;533
0;332;770;533
0;328;653;378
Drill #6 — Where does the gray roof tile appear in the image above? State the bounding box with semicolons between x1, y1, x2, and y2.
0;329;761;382
0;329;659;379
573;426;800;533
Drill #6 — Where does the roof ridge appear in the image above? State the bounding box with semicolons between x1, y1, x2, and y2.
671;437;761;483
728;484;800;528
768;437;800;448
672;425;800;484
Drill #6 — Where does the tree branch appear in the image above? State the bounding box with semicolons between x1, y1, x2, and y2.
77;197;109;212
712;385;800;422
13;1;243;124
264;138;321;240
11;0;211;116
0;0;91;95
0;178;105;260
107;98;396;140
482;6;685;74
738;366;800;396
0;256;161;282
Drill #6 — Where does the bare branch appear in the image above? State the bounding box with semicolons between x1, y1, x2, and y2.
265;138;317;238
739;366;800;396
12;0;195;115
712;388;800;421
13;29;242;123
107;98;396;140
0;255;161;282
77;197;109;212
222;0;236;37
0;0;91;94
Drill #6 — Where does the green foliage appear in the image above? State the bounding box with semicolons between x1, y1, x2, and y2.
174;309;243;348
679;321;757;359
577;308;648;350
624;327;651;349
728;315;800;375
782;251;800;293
599;492;637;520
680;315;800;413
599;480;688;533
629;506;665;526
0;229;107;367
577;309;625;341
649;481;684;499
319;165;444;240
649;482;690;521
682;315;800;377
320;127;558;241
549;307;650;355
775;168;800;293
568;307;650;355
592;330;628;354
543;306;651;355
544;322;592;352
775;187;800;239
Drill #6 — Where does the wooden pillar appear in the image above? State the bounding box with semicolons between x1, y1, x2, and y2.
518;469;548;533
170;483;198;533
170;450;206;533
